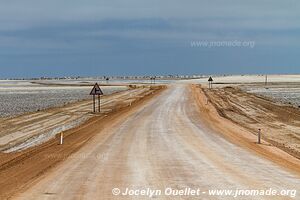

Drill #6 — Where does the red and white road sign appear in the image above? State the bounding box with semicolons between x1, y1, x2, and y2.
90;83;103;95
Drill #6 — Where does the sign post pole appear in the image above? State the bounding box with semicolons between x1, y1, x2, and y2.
93;95;96;113
98;94;100;112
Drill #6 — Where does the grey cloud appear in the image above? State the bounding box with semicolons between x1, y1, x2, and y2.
0;0;300;77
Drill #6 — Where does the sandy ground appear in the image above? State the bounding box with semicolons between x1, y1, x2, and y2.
5;84;299;200
191;74;300;84
201;86;300;159
0;87;152;152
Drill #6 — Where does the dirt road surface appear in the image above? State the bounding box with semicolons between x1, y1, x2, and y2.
12;84;300;199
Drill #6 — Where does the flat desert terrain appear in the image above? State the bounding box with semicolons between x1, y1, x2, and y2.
0;75;299;200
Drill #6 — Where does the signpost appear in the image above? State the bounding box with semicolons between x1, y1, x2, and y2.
90;83;103;113
150;77;156;84
208;76;213;89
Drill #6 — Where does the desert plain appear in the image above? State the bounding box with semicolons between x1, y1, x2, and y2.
0;75;299;199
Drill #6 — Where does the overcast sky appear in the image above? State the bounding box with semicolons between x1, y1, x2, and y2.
0;0;299;78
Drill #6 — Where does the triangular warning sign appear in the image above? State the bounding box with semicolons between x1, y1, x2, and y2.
208;76;213;82
90;83;103;95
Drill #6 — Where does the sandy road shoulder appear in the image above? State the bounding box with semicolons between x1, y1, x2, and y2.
191;84;300;175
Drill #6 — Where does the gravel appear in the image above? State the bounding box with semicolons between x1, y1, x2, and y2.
0;81;127;118
242;86;300;107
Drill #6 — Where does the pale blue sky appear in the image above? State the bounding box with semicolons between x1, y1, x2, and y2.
0;0;299;78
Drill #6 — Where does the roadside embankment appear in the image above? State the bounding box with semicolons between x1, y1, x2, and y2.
0;85;160;152
191;84;300;175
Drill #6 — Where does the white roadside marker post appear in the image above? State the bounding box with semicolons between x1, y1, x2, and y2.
60;132;64;145
258;129;261;144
